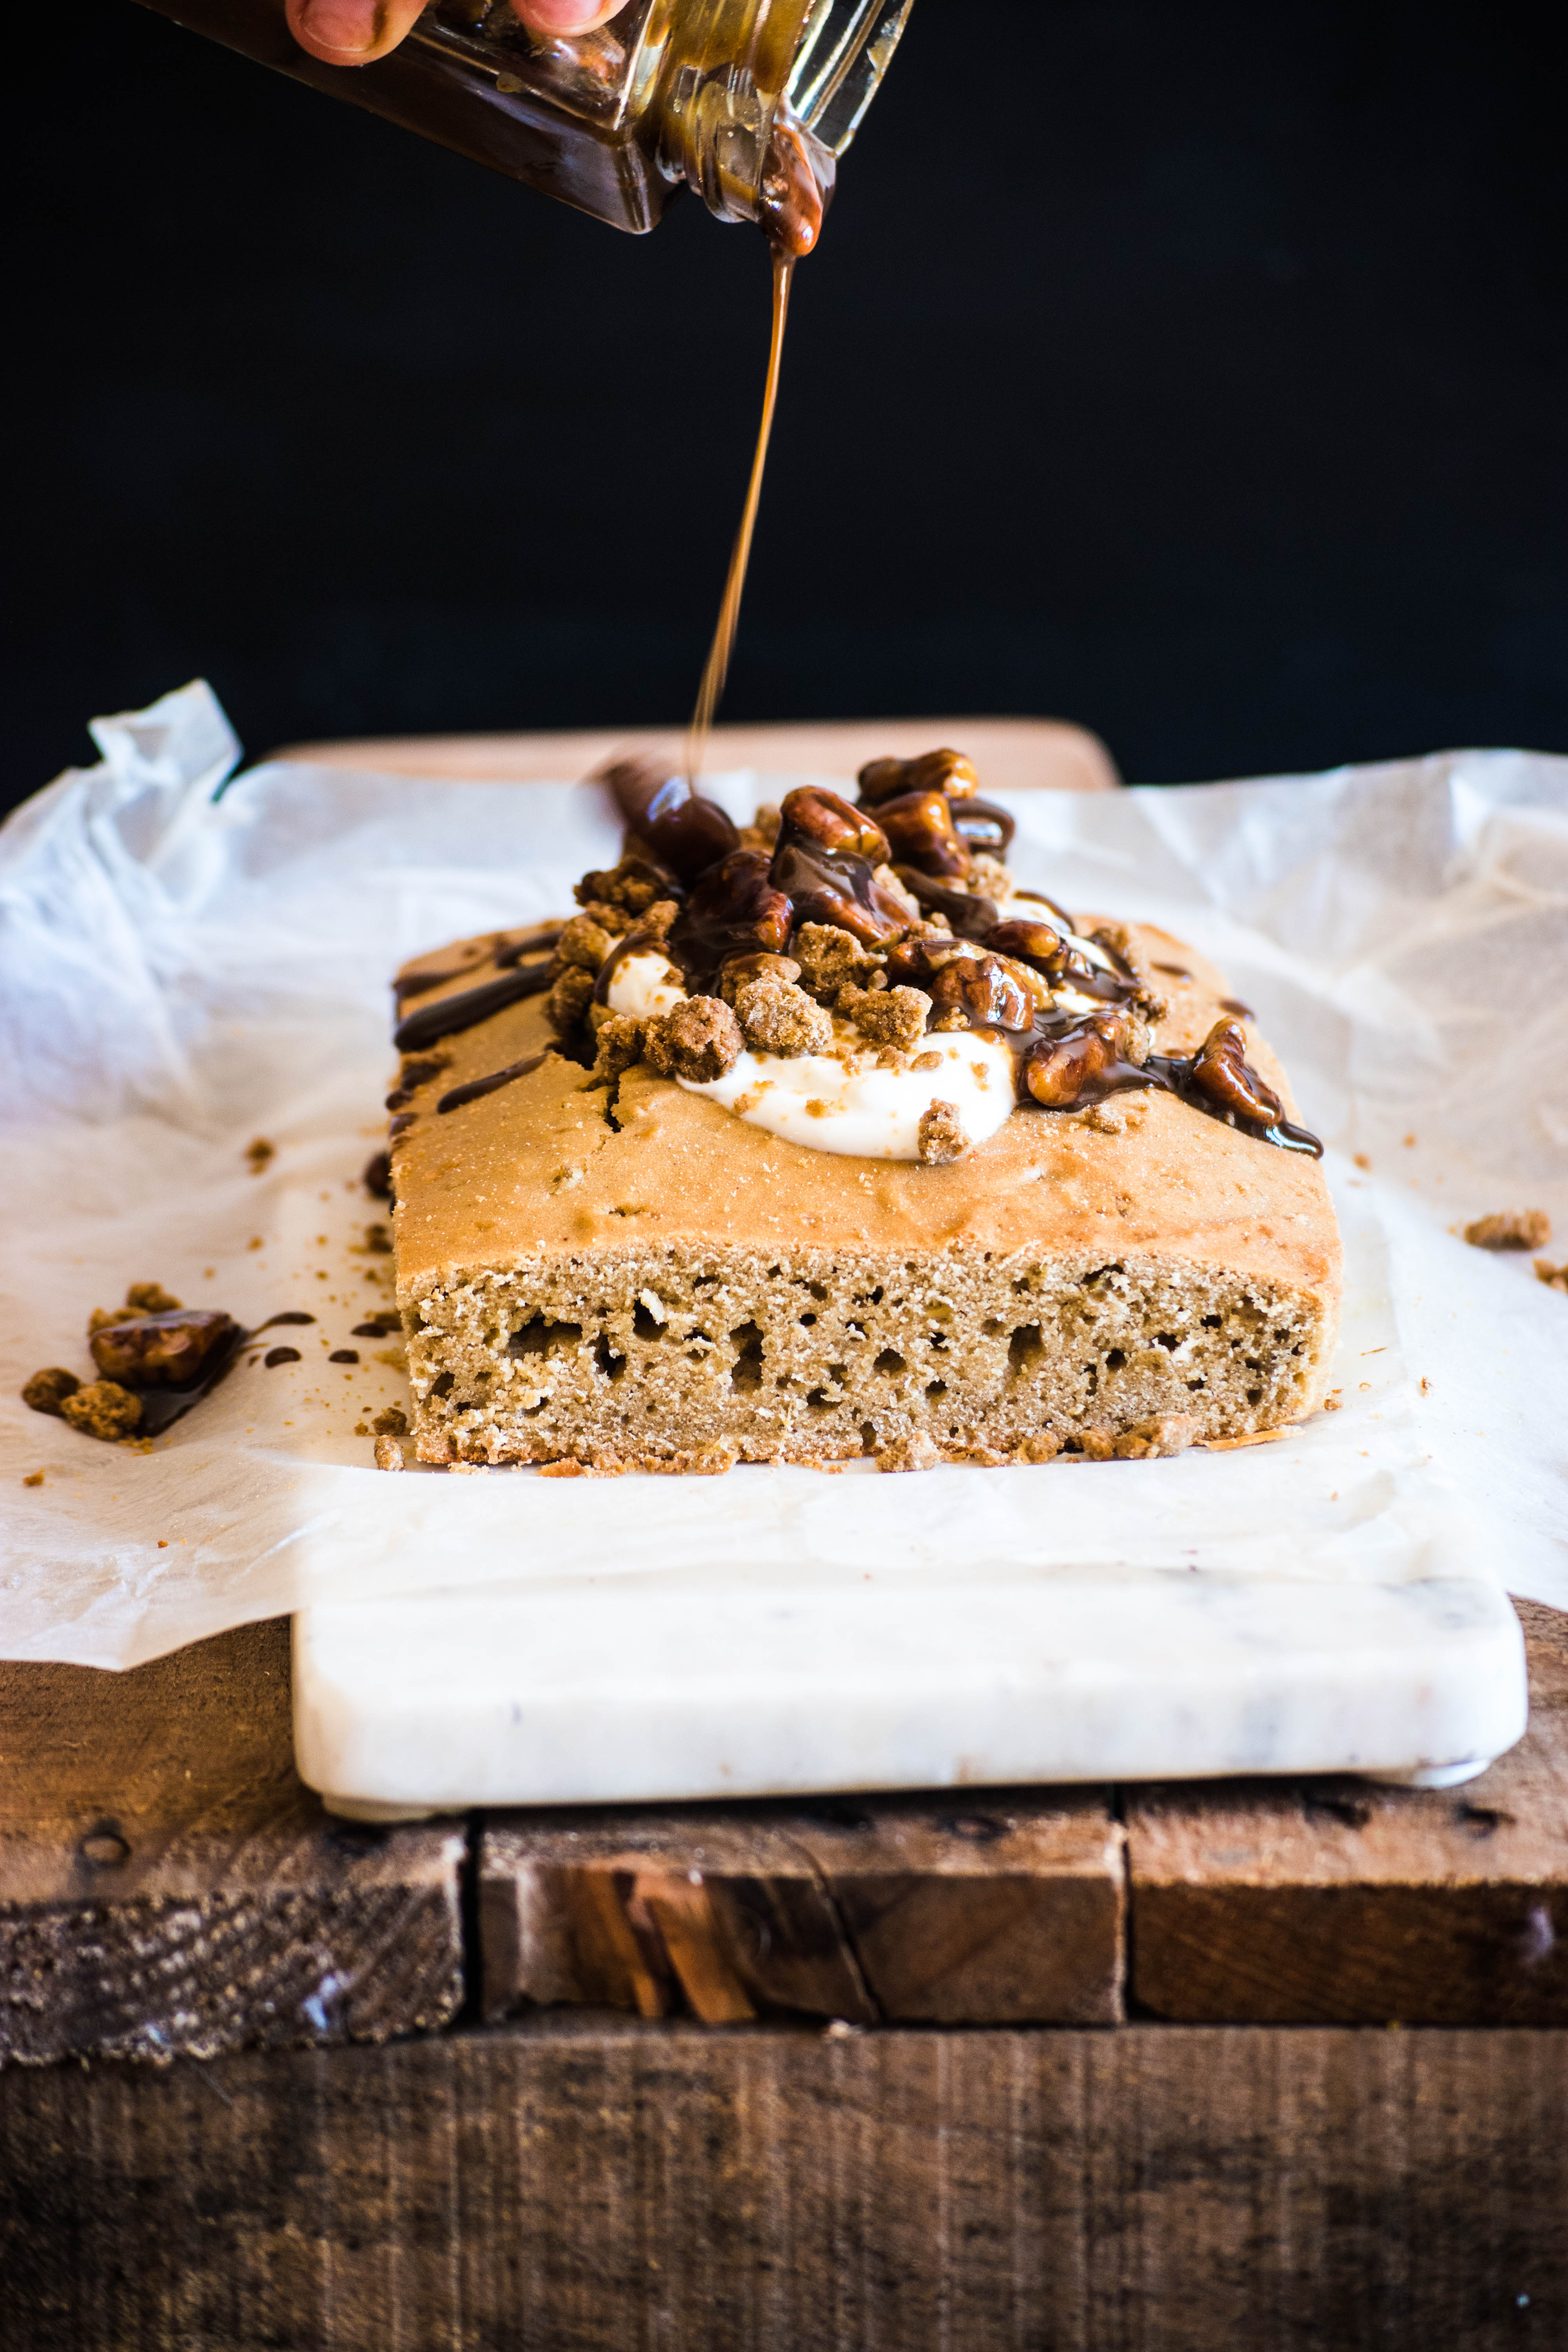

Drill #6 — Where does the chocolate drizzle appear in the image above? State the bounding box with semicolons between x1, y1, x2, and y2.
393;962;557;1053
437;1053;548;1114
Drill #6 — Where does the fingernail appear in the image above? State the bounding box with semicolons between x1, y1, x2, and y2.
518;0;608;32
296;0;380;54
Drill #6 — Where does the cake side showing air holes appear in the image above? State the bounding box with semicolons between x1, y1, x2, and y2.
402;1245;1334;1468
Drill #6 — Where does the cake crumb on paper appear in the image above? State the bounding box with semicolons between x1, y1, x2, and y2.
1465;1209;1551;1251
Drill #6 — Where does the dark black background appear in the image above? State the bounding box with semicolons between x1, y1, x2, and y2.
6;0;1566;806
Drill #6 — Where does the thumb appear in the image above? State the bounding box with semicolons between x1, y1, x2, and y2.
285;0;432;64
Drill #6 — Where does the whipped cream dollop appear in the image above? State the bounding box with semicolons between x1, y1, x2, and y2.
604;946;1027;1160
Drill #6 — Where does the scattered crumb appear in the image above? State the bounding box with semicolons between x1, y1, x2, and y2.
22;1471;44;1488
362;1223;392;1256
22;1367;80;1417
60;1381;143;1440
1076;1430;1116;1460
372;1406;408;1437
538;1460;583;1478
1419;1376;1430;1393
246;1137;275;1173
125;1282;182;1314
916;1100;970;1165
353;1422;370;1437
1535;1260;1568;1296
1403;1134;1416;1148
876;1432;940;1473
1113;1414;1200;1460
374;1436;406;1472
1465;1209;1551;1252
158;1538;169;1548
247;1237;264;1251
447;1460;487;1475
1324;1393;1343;1411
1353;1153;1372;1171
1014;1432;1061;1464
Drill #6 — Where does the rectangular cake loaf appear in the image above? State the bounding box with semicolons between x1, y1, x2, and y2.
382;755;1340;1471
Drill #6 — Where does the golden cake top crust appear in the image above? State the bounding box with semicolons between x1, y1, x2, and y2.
387;920;1339;1328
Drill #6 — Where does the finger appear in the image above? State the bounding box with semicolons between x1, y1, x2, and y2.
511;0;628;33
285;0;430;64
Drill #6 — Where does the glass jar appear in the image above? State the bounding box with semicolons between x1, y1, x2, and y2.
135;0;913;236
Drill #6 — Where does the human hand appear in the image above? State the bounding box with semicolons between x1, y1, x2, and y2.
285;0;627;69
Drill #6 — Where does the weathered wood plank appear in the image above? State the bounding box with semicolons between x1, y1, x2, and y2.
2;2019;1562;2351
1127;1599;1568;2024
0;1619;464;2065
481;1788;1126;2027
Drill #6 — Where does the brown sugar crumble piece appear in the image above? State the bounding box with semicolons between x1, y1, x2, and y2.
22;1367;80;1417
644;997;744;1084
793;923;879;1002
917;1100;971;1164
372;1405;408;1437
125;1282;183;1314
1465;1210;1552;1252
374;1435;407;1471
1536;1260;1568;1296
59;1381;144;1441
22;1471;44;1488
838;983;932;1053
732;976;833;1057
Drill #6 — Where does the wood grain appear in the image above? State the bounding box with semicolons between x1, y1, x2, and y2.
2;2018;1562;2351
481;1788;1125;2027
0;1619;464;2065
271;714;1122;797
1127;1598;1568;2025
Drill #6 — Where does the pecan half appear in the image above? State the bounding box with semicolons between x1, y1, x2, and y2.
857;748;979;806
89;1309;238;1390
1021;1016;1130;1107
926;952;1034;1032
873;790;973;880
1190;1019;1283;1126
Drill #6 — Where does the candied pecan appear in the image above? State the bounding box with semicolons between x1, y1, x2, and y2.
777;786;890;864
1090;922;1169;1020
792;923;881;1000
546;965;597;1037
592;1014;647;1084
916;1100;971;1163
22;1367;80;1417
575;853;679;918
857;748;979;806
1191;1019;1283;1126
556;913;617;973
599;759;740;884
951;798;1015;856
644;996;745;1083
838;983;932;1052
60;1380;143;1440
873;789;973;880
1465;1209;1552;1251
894;866;997;940
926;952;1033;1033
1021;1016;1129;1107
716;950;802;1005
673;849;793;970
90;1309;238;1390
733;977;833;1057
1114;1415;1200;1459
875;1431;941;1472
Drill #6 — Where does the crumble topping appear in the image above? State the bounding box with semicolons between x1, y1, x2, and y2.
1465;1209;1552;1251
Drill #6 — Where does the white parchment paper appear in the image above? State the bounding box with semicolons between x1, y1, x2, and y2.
1;681;1564;1667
